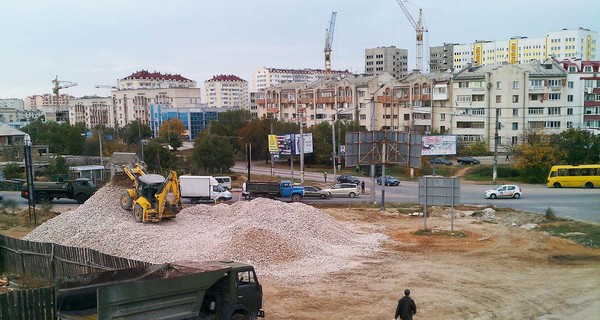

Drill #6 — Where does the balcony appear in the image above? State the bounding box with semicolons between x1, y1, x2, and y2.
529;86;544;92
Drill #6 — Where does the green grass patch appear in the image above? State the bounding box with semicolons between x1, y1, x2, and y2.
537;221;600;248
413;229;467;237
464;164;522;182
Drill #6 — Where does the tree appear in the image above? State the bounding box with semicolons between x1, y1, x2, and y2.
554;128;600;165
2;163;23;180
158;118;185;150
123;120;152;145
191;133;235;174
46;155;69;179
513;131;559;183
143;140;179;173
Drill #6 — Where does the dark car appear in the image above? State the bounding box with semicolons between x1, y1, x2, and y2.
0;194;3;202
457;157;481;165
430;158;453;166
302;186;331;199
376;176;400;186
336;174;360;184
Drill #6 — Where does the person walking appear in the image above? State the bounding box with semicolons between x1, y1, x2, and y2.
395;289;417;320
360;180;365;193
323;171;327;183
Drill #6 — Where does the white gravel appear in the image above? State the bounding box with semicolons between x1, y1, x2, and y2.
24;184;386;280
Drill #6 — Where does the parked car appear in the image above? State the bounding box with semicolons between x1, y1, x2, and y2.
302;185;331;199
0;194;3;202
484;184;522;199
322;183;360;198
457;157;481;165
336;174;360;184
430;158;454;166
376;176;400;186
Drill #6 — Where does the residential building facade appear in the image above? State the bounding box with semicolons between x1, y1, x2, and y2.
0;98;25;110
204;74;249;110
252;67;352;92
68;96;112;129
364;46;409;79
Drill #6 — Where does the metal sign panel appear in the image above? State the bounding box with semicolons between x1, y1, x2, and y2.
345;131;422;168
418;176;460;206
421;135;457;156
293;133;314;155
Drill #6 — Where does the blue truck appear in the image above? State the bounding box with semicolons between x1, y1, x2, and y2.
242;180;304;202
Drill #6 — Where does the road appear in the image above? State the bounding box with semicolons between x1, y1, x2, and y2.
233;162;600;224
3;163;598;224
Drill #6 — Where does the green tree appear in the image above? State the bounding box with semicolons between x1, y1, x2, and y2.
554;128;600;165
191;133;235;174
239;118;271;163
2;163;23;180
46;155;69;179
123;120;153;145
142;140;179;173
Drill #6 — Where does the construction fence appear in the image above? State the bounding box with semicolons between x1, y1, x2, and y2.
0;234;150;320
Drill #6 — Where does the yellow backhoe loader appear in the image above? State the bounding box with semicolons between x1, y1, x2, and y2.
120;164;183;223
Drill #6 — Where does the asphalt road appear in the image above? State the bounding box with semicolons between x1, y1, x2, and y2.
3;162;598;224
233;162;600;224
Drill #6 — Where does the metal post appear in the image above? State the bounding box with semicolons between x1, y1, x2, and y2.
246;143;251;181
300;108;304;185
332;118;337;177
493;108;499;182
270;118;274;176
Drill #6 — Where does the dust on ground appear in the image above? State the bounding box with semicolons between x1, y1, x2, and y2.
261;206;600;320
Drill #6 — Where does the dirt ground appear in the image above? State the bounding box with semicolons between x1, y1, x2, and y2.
2;202;599;319
261;206;600;320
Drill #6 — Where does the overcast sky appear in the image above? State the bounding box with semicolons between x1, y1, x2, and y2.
1;0;598;99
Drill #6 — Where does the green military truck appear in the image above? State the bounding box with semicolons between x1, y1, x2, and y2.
20;178;97;204
55;260;265;320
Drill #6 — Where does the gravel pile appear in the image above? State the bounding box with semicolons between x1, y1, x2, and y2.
24;184;386;279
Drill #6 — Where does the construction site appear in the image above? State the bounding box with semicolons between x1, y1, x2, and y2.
1;174;599;319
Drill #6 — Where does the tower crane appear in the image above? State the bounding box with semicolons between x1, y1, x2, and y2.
324;11;337;79
52;76;77;111
395;0;427;72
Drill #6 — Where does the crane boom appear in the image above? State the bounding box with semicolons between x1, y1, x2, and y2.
395;0;427;72
324;11;337;79
52;76;77;111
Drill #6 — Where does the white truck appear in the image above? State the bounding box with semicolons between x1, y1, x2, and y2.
180;176;233;203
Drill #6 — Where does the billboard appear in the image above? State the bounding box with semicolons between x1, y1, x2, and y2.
268;134;313;156
421;135;457;156
294;133;313;155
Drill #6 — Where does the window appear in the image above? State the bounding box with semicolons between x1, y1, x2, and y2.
528;107;544;115
548;93;561;100
496;95;501;103
511;136;518;145
546;121;561;128
567;108;573;115
513;108;519;116
404;114;410;121
548;79;561;87
512;122;518;130
548;107;561;115
567;121;573;128
567;95;573;102
568;81;574;89
530;79;543;87
512;95;519;103
440;113;446;121
512;81;519;89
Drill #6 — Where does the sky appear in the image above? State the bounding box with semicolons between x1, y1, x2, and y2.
1;0;599;100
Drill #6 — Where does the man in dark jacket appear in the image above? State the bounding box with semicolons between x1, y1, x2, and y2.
395;289;417;320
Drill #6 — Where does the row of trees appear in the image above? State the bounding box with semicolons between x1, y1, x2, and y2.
12;111;600;183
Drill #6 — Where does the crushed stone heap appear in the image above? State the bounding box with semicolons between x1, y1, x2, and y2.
24;184;386;279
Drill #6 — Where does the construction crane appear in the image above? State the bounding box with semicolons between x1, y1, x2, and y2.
395;0;427;72
95;84;117;89
324;11;337;79
52;76;77;111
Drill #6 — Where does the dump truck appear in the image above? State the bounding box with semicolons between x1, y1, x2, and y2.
55;260;265;320
241;180;304;202
180;175;233;203
20;178;97;204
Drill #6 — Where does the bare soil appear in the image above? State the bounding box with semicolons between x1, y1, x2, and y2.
261;206;600;320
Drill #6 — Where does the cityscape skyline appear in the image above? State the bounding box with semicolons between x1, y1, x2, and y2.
1;0;599;100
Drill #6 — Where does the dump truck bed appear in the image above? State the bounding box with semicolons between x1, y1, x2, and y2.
56;261;232;320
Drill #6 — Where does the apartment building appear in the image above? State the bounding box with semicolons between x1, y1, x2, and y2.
364;46;409;78
560;60;600;128
204;74;249;110
0;98;25;110
111;70;201;128
452;60;569;152
68;96;112;129
430;44;456;72
25;94;73;112
430;27;597;71
252;67;352;92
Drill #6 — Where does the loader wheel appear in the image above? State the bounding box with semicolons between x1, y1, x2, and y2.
120;193;133;210
133;204;144;223
230;314;247;320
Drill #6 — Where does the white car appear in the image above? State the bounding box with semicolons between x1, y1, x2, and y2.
484;184;522;199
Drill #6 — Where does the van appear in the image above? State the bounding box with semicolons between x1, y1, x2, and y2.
214;176;232;190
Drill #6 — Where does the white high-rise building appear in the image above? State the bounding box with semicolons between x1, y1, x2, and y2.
204;74;249;110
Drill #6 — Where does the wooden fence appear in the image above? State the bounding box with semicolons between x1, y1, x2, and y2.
0;234;151;319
